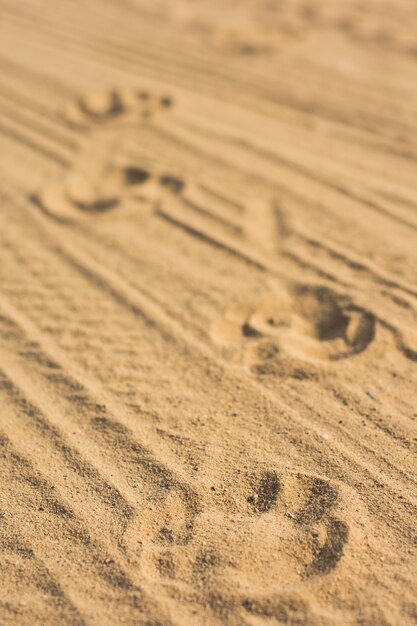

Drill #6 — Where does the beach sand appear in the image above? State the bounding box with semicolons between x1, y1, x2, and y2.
0;1;416;624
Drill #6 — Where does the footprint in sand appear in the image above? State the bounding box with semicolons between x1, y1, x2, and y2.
64;87;173;130
32;164;186;222
136;468;361;624
31;86;177;220
194;471;350;588
211;281;376;369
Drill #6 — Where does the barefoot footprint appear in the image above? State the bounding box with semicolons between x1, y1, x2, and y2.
211;281;376;367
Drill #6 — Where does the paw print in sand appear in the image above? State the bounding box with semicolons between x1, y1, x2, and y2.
32;86;177;221
211;282;375;369
137;467;364;625
32;164;185;222
64;87;173;129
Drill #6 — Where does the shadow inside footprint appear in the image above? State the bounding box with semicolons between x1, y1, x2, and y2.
135;90;173;110
242;593;310;623
159;175;185;195
308;518;349;577
160;96;174;109
29;182;120;223
65;174;120;213
292;285;349;341
248;471;280;513
292;475;349;579
77;90;125;122
121;166;151;186
294;477;338;525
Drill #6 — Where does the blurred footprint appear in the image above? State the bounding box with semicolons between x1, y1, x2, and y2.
64;87;173;130
32;163;186;223
211;281;376;367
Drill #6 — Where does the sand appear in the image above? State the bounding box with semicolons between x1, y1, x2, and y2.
0;1;416;625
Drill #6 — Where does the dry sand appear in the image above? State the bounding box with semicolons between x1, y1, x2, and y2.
0;1;416;625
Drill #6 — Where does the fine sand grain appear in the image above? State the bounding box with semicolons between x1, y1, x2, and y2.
0;1;416;625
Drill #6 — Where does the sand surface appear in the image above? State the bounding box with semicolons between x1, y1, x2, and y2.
0;1;416;625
